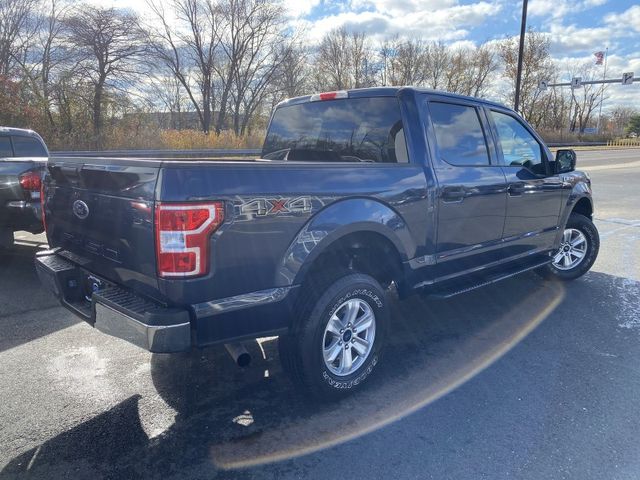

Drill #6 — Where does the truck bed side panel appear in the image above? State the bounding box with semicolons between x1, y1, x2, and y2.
158;162;429;304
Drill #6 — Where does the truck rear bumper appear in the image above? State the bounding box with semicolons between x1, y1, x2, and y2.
4;200;43;233
35;251;191;353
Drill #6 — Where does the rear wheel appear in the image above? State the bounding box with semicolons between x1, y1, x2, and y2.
279;272;388;400
543;213;599;280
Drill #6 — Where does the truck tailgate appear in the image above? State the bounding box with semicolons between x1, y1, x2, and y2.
45;158;161;300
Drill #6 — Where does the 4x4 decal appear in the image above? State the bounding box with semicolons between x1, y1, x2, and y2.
240;197;313;217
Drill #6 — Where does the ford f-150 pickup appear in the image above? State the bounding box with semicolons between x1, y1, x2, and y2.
0;127;48;247
35;87;599;399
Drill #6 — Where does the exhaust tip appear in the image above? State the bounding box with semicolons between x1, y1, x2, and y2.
224;342;252;368
236;352;251;368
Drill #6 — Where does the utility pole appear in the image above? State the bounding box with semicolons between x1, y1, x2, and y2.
596;46;608;133
514;0;529;113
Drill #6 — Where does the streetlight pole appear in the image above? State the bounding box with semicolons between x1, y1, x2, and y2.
514;0;529;113
596;46;608;133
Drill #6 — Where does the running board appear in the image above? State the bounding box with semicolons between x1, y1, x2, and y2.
424;259;551;299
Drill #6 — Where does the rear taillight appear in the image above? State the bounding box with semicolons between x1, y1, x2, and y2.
19;170;41;192
155;202;224;278
40;175;47;233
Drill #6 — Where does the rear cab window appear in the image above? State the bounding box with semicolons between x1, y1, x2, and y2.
262;96;408;164
0;136;13;157
12;135;47;157
428;101;491;167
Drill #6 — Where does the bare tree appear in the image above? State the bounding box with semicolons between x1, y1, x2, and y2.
273;43;308;99
423;41;450;90
0;0;39;76
220;0;289;134
445;44;498;97
65;5;147;145
17;0;73;131
610;106;638;135
498;30;554;127
314;27;351;90
314;27;376;91
567;62;608;133
215;0;291;134
379;37;427;86
148;72;190;129
147;0;221;134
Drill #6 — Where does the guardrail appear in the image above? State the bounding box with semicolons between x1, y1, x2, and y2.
51;148;261;158
547;142;607;148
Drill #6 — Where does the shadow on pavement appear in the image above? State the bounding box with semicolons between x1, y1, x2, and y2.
0;243;76;353
3;271;638;479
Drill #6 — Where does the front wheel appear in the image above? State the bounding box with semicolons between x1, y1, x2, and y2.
279;273;388;400
543;213;599;280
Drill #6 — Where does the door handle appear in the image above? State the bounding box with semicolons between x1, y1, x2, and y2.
441;186;466;202
507;182;525;196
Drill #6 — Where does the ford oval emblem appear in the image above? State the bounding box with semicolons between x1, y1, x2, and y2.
72;200;89;220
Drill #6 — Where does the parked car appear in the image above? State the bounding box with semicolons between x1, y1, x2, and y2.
0;127;48;248
35;87;599;399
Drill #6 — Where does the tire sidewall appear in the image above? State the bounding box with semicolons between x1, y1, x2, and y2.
549;214;599;280
301;274;388;395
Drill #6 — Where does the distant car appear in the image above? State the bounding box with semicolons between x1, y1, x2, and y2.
0;127;49;247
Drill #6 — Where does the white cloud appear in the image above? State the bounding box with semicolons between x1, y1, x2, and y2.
298;1;501;44
283;0;322;18
547;23;615;54
349;0;457;16
605;5;640;34
529;0;608;20
449;40;478;50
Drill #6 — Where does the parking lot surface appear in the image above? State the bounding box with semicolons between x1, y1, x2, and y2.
1;149;639;479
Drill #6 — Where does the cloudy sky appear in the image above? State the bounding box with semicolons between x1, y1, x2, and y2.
94;0;640;108
289;0;640;108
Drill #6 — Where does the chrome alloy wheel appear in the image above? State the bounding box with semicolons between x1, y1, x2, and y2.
552;228;588;271
322;298;376;377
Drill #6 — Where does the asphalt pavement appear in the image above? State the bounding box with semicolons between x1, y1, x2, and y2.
1;149;639;480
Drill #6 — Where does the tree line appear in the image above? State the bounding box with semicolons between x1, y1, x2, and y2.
0;0;635;150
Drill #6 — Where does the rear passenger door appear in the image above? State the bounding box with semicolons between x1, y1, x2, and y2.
486;108;563;256
424;97;507;276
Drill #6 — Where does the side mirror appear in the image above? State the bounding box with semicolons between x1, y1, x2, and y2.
555;149;576;174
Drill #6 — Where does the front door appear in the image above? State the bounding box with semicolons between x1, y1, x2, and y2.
487;108;564;257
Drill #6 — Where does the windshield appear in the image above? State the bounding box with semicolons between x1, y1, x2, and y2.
262;97;407;163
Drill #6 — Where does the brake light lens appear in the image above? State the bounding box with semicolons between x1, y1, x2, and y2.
40;174;47;233
155;202;224;278
310;90;348;102
19;170;41;191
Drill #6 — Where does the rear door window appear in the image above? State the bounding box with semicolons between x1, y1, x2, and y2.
12;136;47;157
0;136;13;157
262;97;407;163
429;102;490;166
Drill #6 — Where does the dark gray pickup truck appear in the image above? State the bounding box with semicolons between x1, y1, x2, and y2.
36;87;599;399
0;127;48;247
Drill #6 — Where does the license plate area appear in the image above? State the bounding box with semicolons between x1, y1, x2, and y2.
80;270;112;305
